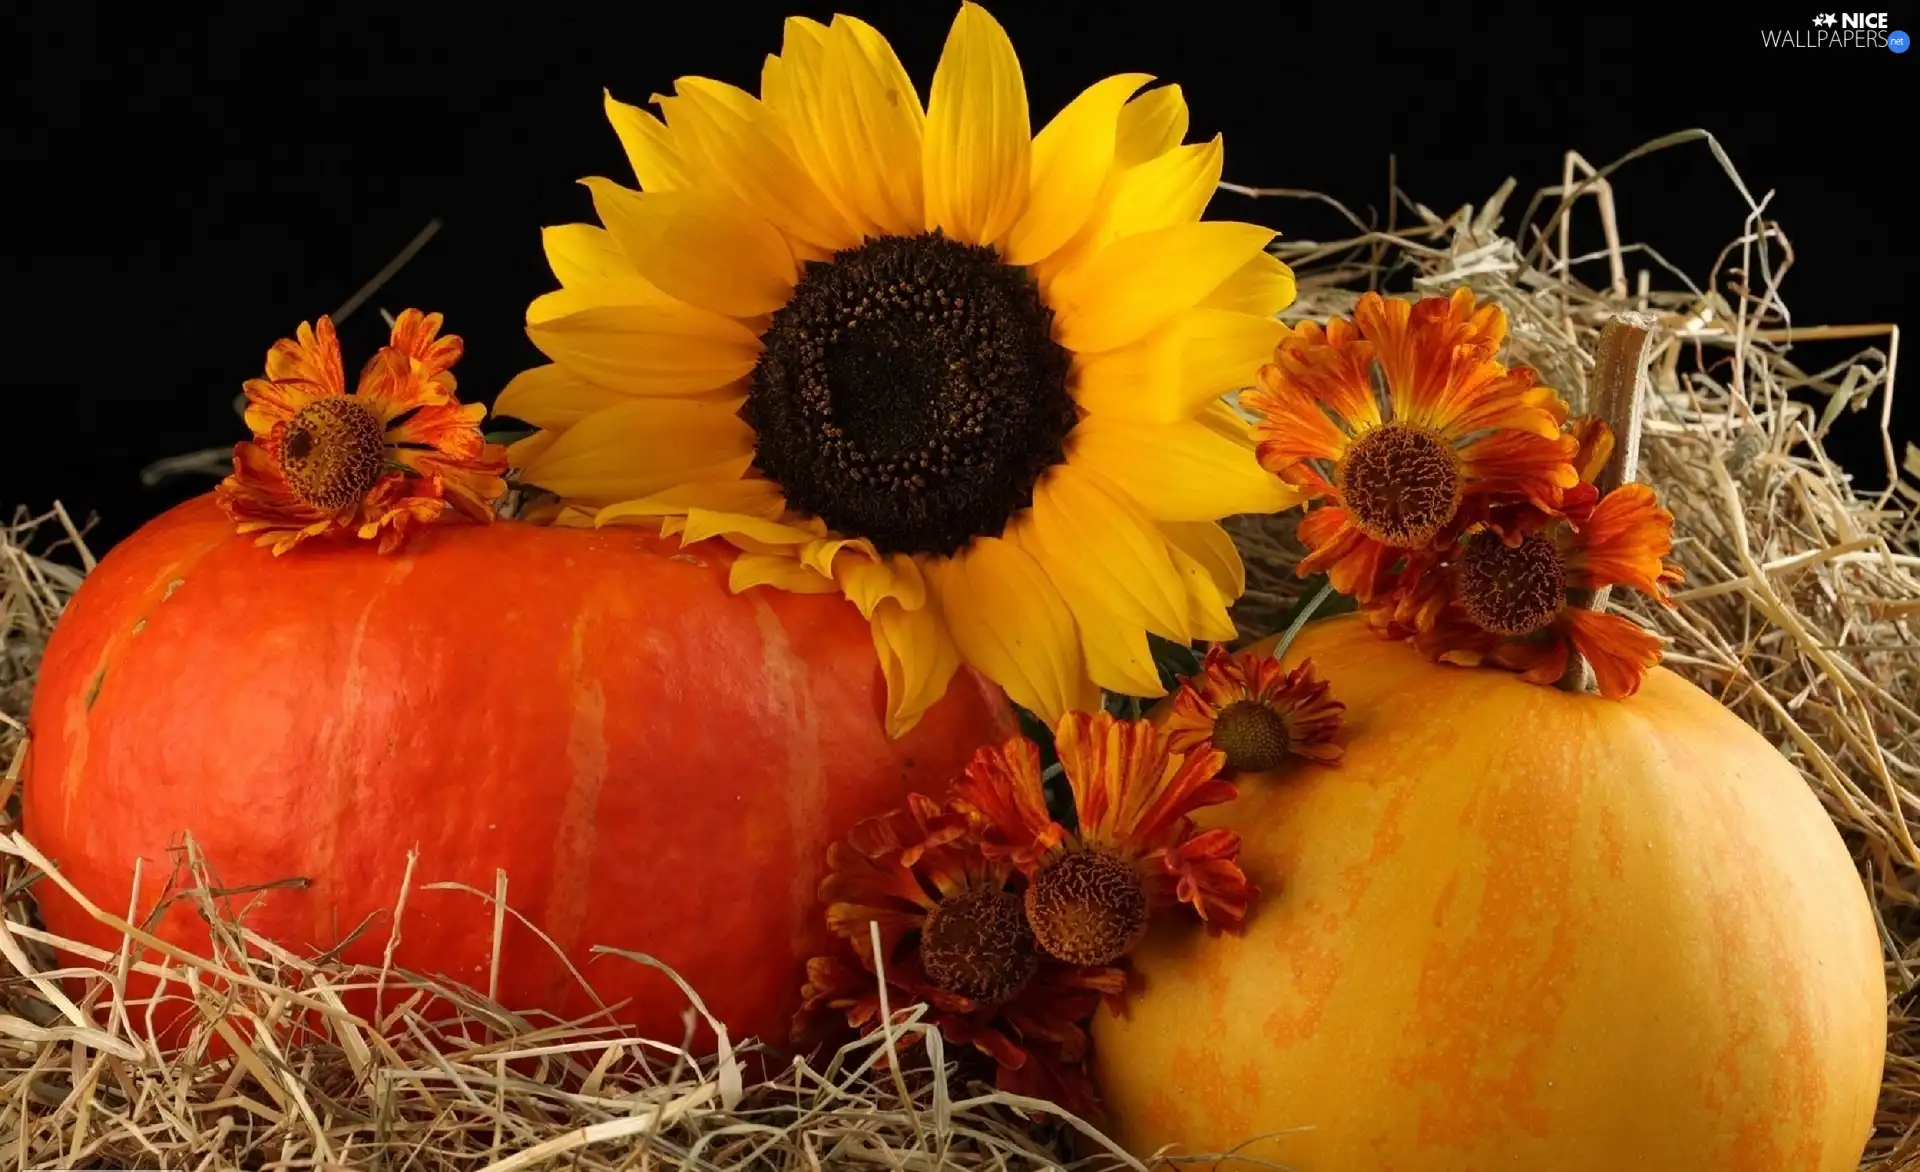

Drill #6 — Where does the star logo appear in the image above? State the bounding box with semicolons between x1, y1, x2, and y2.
1813;12;1838;25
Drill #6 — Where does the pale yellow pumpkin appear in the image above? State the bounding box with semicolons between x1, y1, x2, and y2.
1095;614;1885;1171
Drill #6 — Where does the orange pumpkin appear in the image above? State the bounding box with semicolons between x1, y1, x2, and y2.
1095;614;1884;1171
24;495;1016;1046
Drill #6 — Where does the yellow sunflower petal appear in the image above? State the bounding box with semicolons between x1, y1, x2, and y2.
1009;515;1166;698
1069;415;1300;520
872;597;962;740
495;365;643;430
1050;221;1275;353
1158;520;1243;642
1096;135;1222;239
1201;251;1297;318
526;303;761;397
539;224;674;306
1028;464;1193;642
594;478;788;527
517;398;753;503
1002;72;1151;266
584;178;796;318
1114;83;1188;167
604;92;691;192
763;18;875;240
681;508;825;547
837;550;928;618
929;536;1096;723
731;552;840;595
1197;398;1260;447
661;77;858;253
922;1;1030;246
829;15;928;234
506;430;558;469
1072;307;1285;422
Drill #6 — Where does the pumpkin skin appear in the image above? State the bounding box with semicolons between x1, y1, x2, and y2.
24;494;1017;1047
1095;614;1884;1172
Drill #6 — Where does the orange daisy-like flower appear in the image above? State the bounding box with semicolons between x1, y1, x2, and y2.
1388;419;1683;699
1164;645;1344;774
799;795;1125;1113
215;311;509;554
1242;288;1580;601
953;711;1253;968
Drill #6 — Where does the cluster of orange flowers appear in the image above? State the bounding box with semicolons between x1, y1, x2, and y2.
795;662;1342;1111
215;312;508;554
1244;289;1683;698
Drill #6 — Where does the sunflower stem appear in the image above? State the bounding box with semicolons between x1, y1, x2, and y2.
1557;311;1658;694
1272;580;1336;662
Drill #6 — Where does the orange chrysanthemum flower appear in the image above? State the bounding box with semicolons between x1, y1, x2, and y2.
1164;645;1344;773
1242;288;1580;601
953;711;1254;968
798;795;1125;1112
1376;413;1681;698
216;311;509;554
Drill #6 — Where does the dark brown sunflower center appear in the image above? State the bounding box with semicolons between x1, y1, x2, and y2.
1210;699;1291;774
1458;530;1567;636
919;886;1039;1006
1025;850;1149;967
744;233;1076;557
1337;423;1462;547
280;397;386;511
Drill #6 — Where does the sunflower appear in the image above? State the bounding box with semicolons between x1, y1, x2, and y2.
1164;644;1344;773
497;3;1300;736
798;794;1125;1112
1372;419;1685;698
216;311;508;554
1241;288;1579;602
952;710;1253;967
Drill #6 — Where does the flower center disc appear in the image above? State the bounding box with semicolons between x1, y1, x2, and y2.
1025;850;1149;967
1458;530;1567;636
280;398;386;511
744;233;1077;557
1210;699;1291;774
919;887;1039;1006
1337;424;1463;547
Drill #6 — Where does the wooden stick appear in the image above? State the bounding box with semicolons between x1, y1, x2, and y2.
1558;311;1659;693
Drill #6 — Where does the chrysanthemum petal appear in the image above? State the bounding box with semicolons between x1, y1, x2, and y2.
1201;251;1298;318
1565;483;1677;598
1559;609;1664;699
1070;416;1300;521
1072;308;1284;422
263;318;346;394
241;378;317;435
929;536;1096;723
515;398;753;504
871;597;962;740
660;77;859;253
1113;83;1188;167
584;178;796;317
1050;221;1275;353
951;733;1065;868
526;303;762;397
604;91;691;192
922;1;1030;246
1003;72;1150;266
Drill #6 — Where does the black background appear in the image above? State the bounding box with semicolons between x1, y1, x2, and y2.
9;3;1912;552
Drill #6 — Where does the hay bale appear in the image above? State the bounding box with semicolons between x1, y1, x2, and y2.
3;132;1914;1167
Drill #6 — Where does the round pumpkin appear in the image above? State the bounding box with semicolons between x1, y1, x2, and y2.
1095;614;1884;1171
24;494;1016;1047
